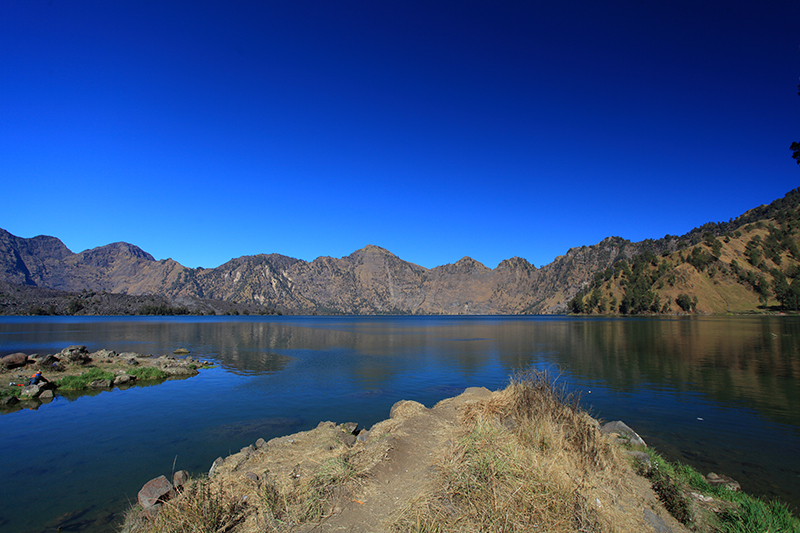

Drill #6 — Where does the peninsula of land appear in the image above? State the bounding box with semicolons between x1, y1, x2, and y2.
0;345;208;412
120;373;796;533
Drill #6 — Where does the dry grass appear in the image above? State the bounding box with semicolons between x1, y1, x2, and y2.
122;372;695;533
122;425;372;533
391;370;623;533
141;478;247;533
258;455;362;528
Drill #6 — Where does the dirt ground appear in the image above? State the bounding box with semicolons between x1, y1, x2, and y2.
195;387;688;533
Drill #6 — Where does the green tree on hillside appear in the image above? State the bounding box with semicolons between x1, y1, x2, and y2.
676;293;692;313
569;293;585;314
773;271;800;311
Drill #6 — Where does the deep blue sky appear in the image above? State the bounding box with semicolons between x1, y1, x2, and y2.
2;1;798;270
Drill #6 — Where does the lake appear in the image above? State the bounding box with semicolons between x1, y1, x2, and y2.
0;315;798;532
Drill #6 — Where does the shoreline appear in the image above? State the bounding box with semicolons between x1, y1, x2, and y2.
0;345;209;413
121;377;797;533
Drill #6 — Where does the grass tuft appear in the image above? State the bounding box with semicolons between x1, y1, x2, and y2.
258;456;361;526
1;387;22;399
643;448;800;532
55;367;115;390
392;370;614;533
127;367;168;381
139;477;245;533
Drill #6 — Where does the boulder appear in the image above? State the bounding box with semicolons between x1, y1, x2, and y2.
0;395;19;406
161;365;198;376
600;421;647;447
91;349;118;359
255;438;268;451
341;422;359;435
89;379;113;389
706;472;741;492
113;374;135;386
624;450;652;472
2;353;29;369
173;470;190;489
138;475;174;511
173;348;190;355
209;457;225;477
61;345;91;364
240;445;255;457
20;384;42;398
35;354;60;368
39;389;55;400
341;433;357;447
643;508;671;533
390;400;427;420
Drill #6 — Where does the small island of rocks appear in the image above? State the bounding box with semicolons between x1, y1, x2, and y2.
0;345;210;412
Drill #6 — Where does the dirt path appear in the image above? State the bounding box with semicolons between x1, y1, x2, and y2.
296;387;492;533
127;385;689;533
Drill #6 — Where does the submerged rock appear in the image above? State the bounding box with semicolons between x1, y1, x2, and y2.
600;421;647;447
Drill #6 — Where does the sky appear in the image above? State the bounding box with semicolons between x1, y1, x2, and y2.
2;1;799;270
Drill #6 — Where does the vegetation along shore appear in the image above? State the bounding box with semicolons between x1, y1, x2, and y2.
121;371;799;533
0;345;209;413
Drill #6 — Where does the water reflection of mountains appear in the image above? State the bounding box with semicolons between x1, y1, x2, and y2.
539;317;800;427
194;317;800;427
30;317;799;428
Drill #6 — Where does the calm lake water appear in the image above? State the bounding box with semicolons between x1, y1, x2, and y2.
0;315;798;532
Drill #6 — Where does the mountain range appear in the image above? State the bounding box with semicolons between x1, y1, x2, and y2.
2;188;799;315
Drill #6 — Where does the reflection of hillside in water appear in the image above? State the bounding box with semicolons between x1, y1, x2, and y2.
491;317;800;427
32;316;798;427
206;320;506;383
201;317;800;428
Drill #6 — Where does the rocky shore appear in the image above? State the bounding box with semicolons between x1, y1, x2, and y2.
0;344;209;412
120;379;769;533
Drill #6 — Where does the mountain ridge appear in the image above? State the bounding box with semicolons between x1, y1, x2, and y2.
3;187;799;315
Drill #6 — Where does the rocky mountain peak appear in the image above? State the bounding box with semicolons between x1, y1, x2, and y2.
496;257;536;271
77;242;155;269
352;245;397;257
454;256;488;270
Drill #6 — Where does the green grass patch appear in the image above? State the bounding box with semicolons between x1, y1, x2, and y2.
1;387;22;399
644;448;800;532
56;368;115;390
126;366;168;381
